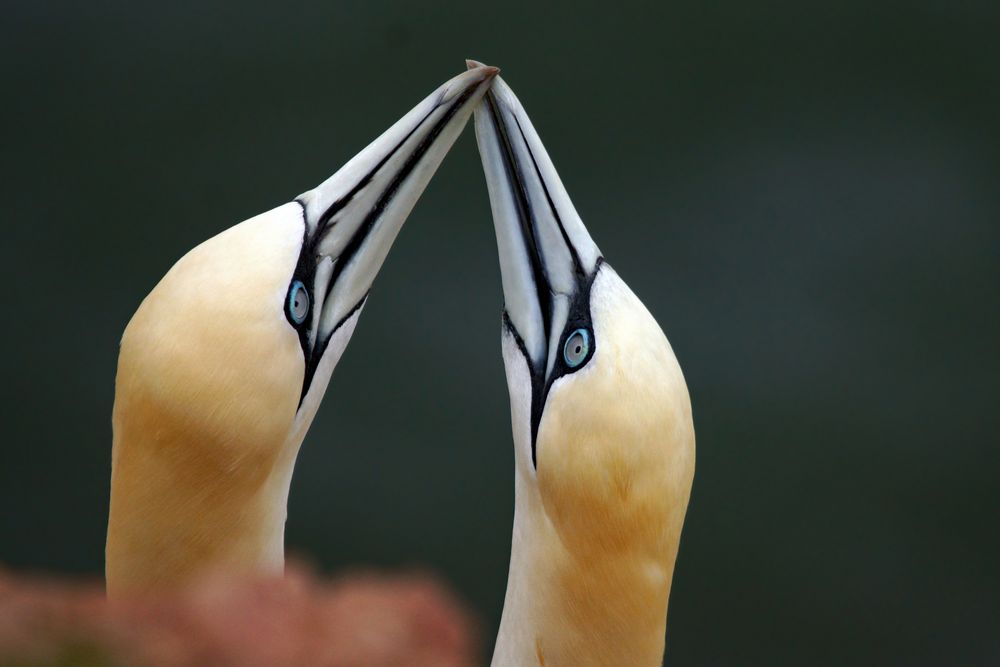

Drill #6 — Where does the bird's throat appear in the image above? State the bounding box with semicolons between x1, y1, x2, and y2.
492;477;682;667
105;423;299;596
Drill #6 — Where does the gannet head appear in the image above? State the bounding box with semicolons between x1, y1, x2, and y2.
107;65;498;593
472;70;695;665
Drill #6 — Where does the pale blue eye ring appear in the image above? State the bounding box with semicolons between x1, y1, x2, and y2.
563;328;590;368
288;280;310;325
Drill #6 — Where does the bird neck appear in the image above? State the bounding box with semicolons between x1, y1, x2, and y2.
492;467;683;667
105;421;303;596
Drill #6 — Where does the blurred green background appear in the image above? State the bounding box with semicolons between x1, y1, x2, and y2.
2;1;998;664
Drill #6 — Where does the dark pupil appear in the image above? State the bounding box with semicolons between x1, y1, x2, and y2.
574;344;582;354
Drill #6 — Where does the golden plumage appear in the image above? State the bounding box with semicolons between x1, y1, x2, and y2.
107;207;305;595
105;65;499;595
492;269;695;667
469;68;695;666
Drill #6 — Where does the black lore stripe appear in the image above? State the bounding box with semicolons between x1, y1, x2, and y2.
298;84;480;404
511;114;586;284
486;91;556;468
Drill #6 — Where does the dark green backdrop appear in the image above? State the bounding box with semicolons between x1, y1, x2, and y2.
2;1;998;664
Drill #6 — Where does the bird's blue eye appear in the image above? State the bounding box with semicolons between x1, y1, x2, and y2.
288;280;310;325
563;328;590;368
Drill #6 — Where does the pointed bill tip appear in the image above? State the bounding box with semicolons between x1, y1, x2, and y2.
300;64;502;352
467;62;499;78
465;59;500;80
440;62;498;105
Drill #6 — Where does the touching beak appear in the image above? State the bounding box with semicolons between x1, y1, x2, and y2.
470;65;602;381
296;64;498;391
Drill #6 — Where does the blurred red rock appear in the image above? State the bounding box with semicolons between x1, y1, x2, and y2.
0;562;480;667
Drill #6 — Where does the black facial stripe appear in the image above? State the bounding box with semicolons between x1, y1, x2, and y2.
303;100;441;238
529;260;603;468
510;113;587;284
502;310;547;468
487;91;606;468
292;83;481;407
485;92;553;360
504;259;605;469
286;208;314;353
321;82;478;310
287;104;434;378
287;89;441;365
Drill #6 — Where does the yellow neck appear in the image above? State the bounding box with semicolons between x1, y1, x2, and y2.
103;204;325;596
105;388;301;596
492;268;695;666
492;472;684;667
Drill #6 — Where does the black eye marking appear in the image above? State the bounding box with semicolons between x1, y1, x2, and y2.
503;259;605;470
286;207;320;407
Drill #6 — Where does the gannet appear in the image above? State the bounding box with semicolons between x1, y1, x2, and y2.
106;64;499;595
471;66;695;666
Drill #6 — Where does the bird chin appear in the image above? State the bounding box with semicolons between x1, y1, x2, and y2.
500;327;538;479
293;304;364;435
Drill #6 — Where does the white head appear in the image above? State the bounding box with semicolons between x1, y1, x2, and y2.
473;71;695;665
106;65;499;594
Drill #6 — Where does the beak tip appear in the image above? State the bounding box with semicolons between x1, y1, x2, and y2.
466;59;500;78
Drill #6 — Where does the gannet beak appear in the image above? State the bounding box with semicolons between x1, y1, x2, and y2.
296;64;498;394
471;69;602;381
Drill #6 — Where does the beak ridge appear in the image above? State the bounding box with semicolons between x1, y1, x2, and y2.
303;65;499;340
294;64;498;401
473;74;601;369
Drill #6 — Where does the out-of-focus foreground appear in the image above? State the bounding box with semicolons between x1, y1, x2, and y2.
0;564;479;667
